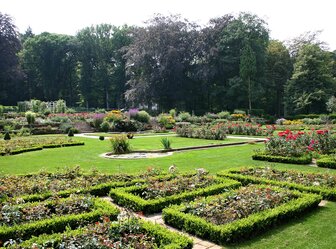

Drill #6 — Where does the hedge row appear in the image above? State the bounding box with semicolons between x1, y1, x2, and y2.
252;153;312;164
217;168;336;200
0;147;42;156
162;185;321;244
316;158;336;169
16;178;146;203
0;142;85;156
109;177;241;214
7;219;193;249
0;197;119;242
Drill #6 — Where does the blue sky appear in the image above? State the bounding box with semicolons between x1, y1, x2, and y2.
1;0;335;50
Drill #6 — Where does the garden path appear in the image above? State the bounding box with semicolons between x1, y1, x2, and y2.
101;197;222;249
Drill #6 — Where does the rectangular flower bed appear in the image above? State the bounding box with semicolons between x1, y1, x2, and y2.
109;175;241;214
0;137;85;156
0;195;119;242
218;167;336;200
3;217;193;249
0;167;144;202
162;185;321;244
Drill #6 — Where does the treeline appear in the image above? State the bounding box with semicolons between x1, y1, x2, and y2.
1;12;335;116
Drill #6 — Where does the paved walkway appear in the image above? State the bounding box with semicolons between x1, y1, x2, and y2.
101;197;221;249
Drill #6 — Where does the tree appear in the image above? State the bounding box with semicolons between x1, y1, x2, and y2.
326;96;336;113
20;33;79;105
217;12;269;111
77;24;132;109
125;15;198;112
284;44;336;114
0;12;23;105
264;40;292;116
240;42;256;111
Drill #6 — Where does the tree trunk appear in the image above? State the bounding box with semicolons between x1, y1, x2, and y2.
248;77;252;111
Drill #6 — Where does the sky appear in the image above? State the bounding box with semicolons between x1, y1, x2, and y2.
1;0;335;50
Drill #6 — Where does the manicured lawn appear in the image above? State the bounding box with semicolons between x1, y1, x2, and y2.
225;201;336;249
129;136;248;150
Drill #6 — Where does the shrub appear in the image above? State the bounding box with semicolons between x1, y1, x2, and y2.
178;112;191;122
99;136;105;141
55;99;66;113
67;128;74;137
316;156;336;169
134;110;150;123
217;111;230;119
25;111;36;126
110;135;131;154
176;124;227;140
158;114;175;129
252;152;312;164
169;108;176;117
4;131;11;140
0;105;4;117
99;120;110;132
161;137;172;150
128;108;139;119
105;110;123;122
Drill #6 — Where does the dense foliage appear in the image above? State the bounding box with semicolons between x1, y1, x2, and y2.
2;11;335;115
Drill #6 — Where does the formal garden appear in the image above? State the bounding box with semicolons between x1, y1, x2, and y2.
0;106;336;248
1;7;336;248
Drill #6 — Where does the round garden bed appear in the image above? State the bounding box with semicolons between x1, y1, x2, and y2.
101;151;173;159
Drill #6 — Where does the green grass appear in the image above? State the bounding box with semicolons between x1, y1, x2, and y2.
84;131;175;137
1;135;336;248
225;201;336;249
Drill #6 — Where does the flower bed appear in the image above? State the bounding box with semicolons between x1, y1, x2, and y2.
162;185;321;244
4;217;192;249
253;129;336;164
0;136;84;156
0;167;141;202
110;174;241;214
218;167;336;200
0;196;119;242
176;124;227;140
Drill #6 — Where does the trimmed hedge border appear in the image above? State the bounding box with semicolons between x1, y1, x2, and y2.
316;158;336;169
217;167;336;200
162;185;322;244
6;219;193;249
252;152;312;164
15;178;146;203
1;142;85;156
109;177;241;214
0;197;119;242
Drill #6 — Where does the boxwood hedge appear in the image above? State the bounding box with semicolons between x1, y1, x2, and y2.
218;167;336;200
252;152;312;164
0;197;119;242
162;185;322;244
109;177;241;214
3;219;193;249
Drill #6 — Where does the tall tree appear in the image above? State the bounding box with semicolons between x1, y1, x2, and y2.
20;33;79;105
217;12;269;111
240;42;256;111
77;24;132;109
264;40;292;116
284;44;336;114
0;12;23;105
125;15;198;112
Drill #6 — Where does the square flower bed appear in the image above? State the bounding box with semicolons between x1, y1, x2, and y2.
109;174;241;214
0;167;144;202
0;195;119;242
218;167;336;200
162;185;321;244
4;217;192;249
